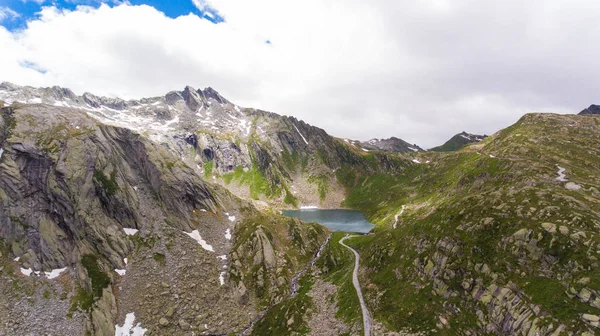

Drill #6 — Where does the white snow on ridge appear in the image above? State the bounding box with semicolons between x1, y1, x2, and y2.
115;269;126;276
183;230;214;252
408;147;419;152
225;229;232;240
115;312;147;336
123;228;139;236
293;124;309;145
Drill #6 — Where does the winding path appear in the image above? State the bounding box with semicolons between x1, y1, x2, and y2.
339;235;372;336
393;205;405;229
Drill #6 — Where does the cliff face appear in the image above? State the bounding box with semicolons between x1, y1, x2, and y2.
0;103;329;335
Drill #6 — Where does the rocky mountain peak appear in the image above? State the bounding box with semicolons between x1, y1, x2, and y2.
359;137;423;153
579;104;600;115
429;131;486;152
201;87;229;105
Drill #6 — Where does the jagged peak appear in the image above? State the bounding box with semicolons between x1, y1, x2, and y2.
200;86;229;104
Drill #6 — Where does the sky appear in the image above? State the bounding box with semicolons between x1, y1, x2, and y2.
0;0;598;148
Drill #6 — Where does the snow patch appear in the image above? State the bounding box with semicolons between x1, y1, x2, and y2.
300;205;318;210
115;269;126;276
361;148;369;152
115;312;147;336
408;147;419;152
124;258;128;265
123;228;139;236
45;267;67;279
0;148;4;158
183;230;214;252
412;159;421;164
225;229;232;240
29;97;42;104
293;124;309;145
228;215;236;222
556;166;568;182
218;255;228;260
13;256;20;262
219;271;226;285
20;268;33;276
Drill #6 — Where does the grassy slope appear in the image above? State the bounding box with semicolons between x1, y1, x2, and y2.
428;134;474;152
338;113;600;334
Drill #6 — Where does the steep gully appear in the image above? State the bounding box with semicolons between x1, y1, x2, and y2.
339;235;372;336
239;233;332;335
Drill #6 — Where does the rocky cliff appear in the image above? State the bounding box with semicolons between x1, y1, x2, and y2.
0;102;329;335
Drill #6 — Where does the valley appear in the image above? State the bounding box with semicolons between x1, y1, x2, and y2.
0;83;599;335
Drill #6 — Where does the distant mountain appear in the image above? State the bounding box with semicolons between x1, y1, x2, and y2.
429;131;486;152
579;104;600;115
357;137;423;153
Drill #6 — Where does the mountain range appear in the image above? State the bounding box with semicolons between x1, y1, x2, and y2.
1;82;599;336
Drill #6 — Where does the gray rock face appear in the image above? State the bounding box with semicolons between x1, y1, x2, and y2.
0;82;417;209
358;137;423;153
0;102;331;335
579;104;600;115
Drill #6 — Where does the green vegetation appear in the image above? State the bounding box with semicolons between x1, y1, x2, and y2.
93;169;119;196
252;275;314;335
333;114;600;334
81;254;111;298
152;252;166;265
316;232;362;325
308;174;329;201
429;133;480;152
203;160;214;178
223;165;276;199
521;277;600;330
71;254;111;315
69;285;94;316
283;187;298;207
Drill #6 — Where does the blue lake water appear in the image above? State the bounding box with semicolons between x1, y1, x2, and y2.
282;209;375;233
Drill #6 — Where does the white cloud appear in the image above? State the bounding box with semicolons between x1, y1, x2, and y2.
20;0;46;4
0;7;20;22
0;1;598;147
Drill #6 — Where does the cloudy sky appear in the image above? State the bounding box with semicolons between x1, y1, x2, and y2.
0;0;597;147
